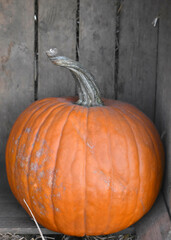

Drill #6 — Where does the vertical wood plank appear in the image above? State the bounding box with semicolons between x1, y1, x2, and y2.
135;194;171;240
79;0;116;98
0;1;34;192
155;0;171;214
118;0;159;119
38;0;77;99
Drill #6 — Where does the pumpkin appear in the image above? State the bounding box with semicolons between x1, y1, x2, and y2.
6;48;164;236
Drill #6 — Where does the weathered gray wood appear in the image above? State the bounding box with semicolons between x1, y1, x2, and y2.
79;0;116;98
0;220;57;234
155;0;171;215
118;0;159;119
38;0;77;99
0;1;34;192
113;227;135;236
135;193;171;240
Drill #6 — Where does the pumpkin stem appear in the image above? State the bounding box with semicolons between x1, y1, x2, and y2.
46;48;104;107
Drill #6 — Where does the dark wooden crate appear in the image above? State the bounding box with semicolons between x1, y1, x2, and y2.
0;0;170;239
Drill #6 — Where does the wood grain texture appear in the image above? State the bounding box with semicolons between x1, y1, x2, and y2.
155;0;171;214
135;194;171;240
118;0;159;119
0;0;34;192
38;0;77;99
0;225;56;235
79;0;116;98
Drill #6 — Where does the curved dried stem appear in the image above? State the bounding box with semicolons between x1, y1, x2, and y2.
46;48;104;107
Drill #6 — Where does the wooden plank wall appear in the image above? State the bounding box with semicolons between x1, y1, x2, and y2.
0;0;34;192
155;0;171;217
118;0;159;119
0;0;170;237
79;0;116;99
38;0;77;99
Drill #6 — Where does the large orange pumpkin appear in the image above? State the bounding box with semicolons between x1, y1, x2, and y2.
6;49;164;236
